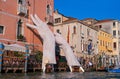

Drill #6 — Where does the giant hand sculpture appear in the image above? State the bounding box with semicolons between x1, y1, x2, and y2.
26;14;56;72
54;33;84;72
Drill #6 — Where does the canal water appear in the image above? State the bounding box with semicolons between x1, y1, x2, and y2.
0;72;120;79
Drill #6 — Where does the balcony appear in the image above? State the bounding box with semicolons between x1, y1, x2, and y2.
17;4;27;16
45;15;54;25
81;33;84;37
17;34;26;42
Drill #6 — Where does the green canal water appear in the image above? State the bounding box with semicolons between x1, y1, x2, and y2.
0;72;120;79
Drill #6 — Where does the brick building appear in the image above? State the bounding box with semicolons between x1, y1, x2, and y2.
0;0;54;52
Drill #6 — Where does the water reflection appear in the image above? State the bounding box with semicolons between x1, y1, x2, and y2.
0;72;120;79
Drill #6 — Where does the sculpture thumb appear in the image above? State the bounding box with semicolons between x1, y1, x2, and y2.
26;23;37;29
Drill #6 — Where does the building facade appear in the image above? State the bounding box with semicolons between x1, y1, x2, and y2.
80;18;120;66
95;20;120;63
0;0;54;52
54;11;98;58
98;29;114;66
98;30;113;56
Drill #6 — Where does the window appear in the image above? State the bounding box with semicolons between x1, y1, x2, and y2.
17;19;22;36
99;25;102;28
100;40;102;46
104;34;106;37
73;26;76;34
108;42;109;47
18;0;26;5
55;18;61;23
17;19;25;41
18;0;23;4
80;25;82;34
113;30;116;37
103;41;104;46
113;22;116;27
0;25;4;34
87;29;90;36
17;0;28;16
47;5;51;15
113;42;117;49
118;31;120;35
105;41;107;47
56;29;60;34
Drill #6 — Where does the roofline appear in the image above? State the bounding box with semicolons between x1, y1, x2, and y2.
54;19;98;31
95;19;119;24
99;29;112;35
54;10;77;19
81;18;98;21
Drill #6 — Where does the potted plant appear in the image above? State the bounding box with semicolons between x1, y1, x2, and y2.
17;34;26;41
35;51;43;62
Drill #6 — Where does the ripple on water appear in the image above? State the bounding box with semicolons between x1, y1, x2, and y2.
0;72;120;79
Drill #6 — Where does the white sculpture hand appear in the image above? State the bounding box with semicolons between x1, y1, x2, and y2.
26;14;56;71
26;14;52;39
55;33;85;72
54;33;80;66
54;33;67;45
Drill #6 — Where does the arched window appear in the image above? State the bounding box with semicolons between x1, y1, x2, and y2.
87;29;90;36
56;29;60;33
18;0;26;5
47;5;51;15
73;26;76;34
17;19;22;36
18;0;22;4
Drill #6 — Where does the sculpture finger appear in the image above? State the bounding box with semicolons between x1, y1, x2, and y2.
34;14;49;30
34;14;44;27
34;14;45;30
26;23;37;29
30;14;39;26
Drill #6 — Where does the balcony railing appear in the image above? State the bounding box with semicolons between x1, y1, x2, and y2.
17;34;26;42
45;15;54;25
17;4;27;16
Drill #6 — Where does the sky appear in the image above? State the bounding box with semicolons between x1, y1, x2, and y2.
54;0;120;20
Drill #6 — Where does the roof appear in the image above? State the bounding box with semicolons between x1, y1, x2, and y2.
80;18;98;26
95;19;114;24
79;20;91;26
81;18;98;21
54;10;99;31
54;10;75;19
63;17;78;23
99;29;111;35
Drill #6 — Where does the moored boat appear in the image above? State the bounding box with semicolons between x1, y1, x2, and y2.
107;65;120;73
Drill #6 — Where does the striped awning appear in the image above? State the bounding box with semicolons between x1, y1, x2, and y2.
4;44;26;52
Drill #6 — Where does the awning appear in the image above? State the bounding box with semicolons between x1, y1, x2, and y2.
4;44;26;52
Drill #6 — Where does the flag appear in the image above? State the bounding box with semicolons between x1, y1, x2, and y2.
88;43;92;55
67;26;70;43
